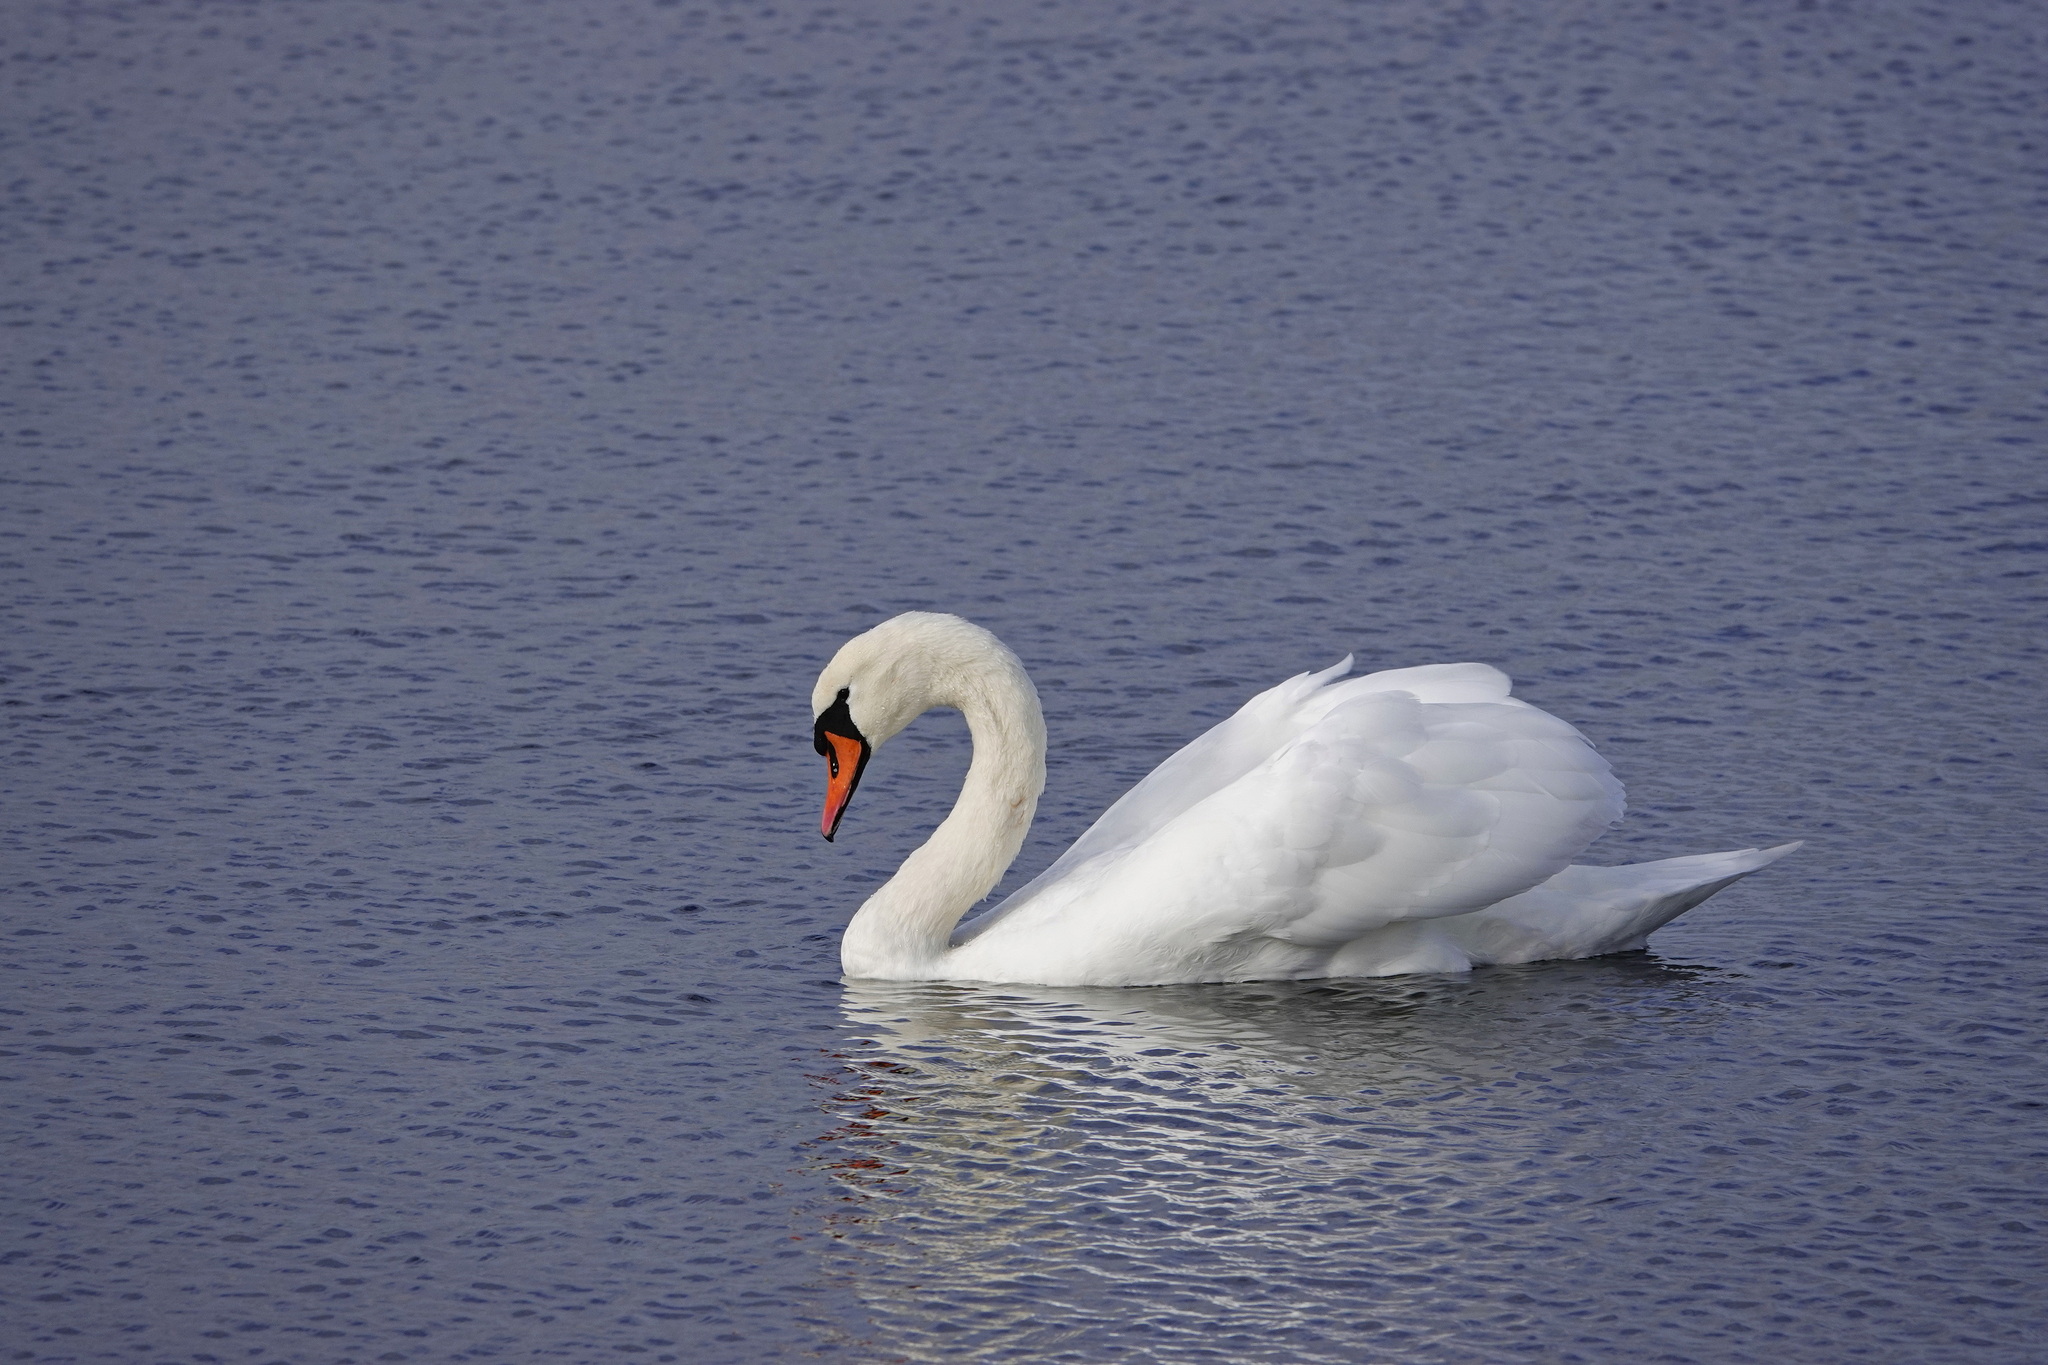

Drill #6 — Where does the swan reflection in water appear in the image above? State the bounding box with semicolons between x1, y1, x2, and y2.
809;958;1742;1363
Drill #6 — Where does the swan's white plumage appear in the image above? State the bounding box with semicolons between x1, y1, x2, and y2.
814;613;1795;986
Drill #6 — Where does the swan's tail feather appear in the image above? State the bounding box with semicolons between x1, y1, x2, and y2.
1438;841;1802;966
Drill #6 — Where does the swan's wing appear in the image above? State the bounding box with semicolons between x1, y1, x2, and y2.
990;658;1515;918
966;678;1624;961
1255;693;1626;945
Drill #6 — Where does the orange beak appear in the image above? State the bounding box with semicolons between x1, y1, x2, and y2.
819;729;869;840
814;687;871;841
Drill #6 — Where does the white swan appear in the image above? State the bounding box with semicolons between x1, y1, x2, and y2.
811;612;1796;986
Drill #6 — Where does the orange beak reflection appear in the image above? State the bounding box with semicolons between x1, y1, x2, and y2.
820;729;869;840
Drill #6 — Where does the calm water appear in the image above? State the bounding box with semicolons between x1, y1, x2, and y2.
5;1;2045;1361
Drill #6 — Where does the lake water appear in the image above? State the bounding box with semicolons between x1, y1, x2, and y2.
4;1;2045;1361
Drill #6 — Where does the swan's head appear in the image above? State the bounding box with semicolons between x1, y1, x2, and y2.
810;612;1020;840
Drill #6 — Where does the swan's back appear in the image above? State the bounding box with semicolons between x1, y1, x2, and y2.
955;659;1625;980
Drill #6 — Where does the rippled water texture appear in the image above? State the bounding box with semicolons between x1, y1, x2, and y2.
5;1;2045;1361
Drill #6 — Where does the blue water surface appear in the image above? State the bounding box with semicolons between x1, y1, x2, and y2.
4;2;2045;1362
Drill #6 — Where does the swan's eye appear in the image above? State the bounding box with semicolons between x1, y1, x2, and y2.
814;687;862;755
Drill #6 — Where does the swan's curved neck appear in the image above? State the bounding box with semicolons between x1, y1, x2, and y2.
840;657;1045;979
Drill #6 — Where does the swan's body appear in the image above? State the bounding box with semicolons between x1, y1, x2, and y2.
812;613;1795;987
